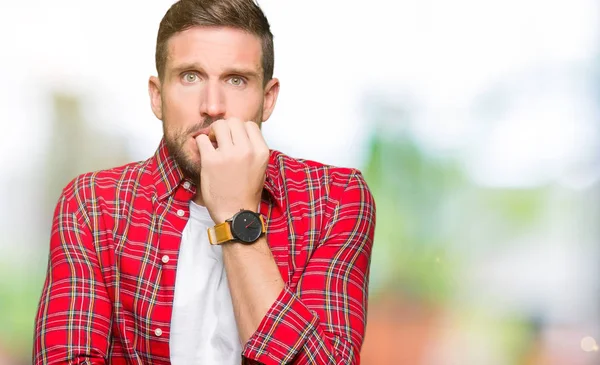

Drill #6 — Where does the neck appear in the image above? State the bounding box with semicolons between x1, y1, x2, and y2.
192;191;206;207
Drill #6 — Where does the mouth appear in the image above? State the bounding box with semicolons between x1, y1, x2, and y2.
191;127;218;149
191;127;211;139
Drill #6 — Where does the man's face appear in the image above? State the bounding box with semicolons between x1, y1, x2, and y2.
149;26;279;180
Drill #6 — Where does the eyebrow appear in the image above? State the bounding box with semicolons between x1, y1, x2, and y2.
223;66;262;80
170;62;262;80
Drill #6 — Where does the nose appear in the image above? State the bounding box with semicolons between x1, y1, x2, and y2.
199;80;226;121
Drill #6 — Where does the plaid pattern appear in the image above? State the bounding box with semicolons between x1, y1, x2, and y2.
34;138;376;365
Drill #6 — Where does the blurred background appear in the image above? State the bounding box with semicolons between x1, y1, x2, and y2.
0;0;598;364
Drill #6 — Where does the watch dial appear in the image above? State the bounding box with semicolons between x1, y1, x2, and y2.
232;211;262;243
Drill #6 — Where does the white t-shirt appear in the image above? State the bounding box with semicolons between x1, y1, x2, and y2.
169;201;241;365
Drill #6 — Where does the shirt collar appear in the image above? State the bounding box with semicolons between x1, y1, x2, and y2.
151;138;284;207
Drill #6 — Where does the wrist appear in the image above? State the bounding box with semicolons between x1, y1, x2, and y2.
212;211;239;225
211;205;259;225
208;209;265;245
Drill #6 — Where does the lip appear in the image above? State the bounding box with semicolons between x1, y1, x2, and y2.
191;127;218;148
191;127;211;139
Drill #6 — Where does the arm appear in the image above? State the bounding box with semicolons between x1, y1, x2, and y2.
239;172;375;365
33;186;112;365
221;236;285;345
195;120;375;364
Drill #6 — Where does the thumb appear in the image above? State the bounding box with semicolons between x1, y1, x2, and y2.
195;134;215;163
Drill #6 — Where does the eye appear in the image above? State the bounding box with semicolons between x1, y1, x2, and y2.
228;76;245;86
183;72;199;83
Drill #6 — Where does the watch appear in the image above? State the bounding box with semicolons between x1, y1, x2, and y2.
207;209;266;245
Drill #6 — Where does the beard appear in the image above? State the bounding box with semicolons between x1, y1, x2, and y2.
163;118;215;182
163;112;263;182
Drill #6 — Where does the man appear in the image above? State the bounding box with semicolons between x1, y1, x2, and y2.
33;0;376;364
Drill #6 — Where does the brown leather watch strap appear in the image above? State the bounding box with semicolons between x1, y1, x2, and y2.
207;221;234;245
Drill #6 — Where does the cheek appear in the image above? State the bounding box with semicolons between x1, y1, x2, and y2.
163;88;200;126
229;92;263;120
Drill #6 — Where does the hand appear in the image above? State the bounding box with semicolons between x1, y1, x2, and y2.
195;118;269;224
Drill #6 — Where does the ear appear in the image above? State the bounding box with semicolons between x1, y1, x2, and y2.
148;76;163;120
261;78;280;122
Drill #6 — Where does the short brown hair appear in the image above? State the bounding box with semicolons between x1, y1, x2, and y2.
155;0;274;85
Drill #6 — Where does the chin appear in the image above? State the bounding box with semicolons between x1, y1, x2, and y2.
186;142;202;163
179;146;202;180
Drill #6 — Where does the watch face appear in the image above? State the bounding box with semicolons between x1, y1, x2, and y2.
231;210;263;243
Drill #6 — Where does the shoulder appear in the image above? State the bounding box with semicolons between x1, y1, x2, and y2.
269;150;373;200
59;158;151;209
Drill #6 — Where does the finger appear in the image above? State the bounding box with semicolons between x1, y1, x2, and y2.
195;134;216;162
228;119;251;149
210;120;233;151
245;122;269;156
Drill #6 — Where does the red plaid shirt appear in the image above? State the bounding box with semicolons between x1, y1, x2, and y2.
33;139;375;365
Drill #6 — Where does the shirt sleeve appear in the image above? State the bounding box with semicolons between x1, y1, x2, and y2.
242;171;376;365
33;184;112;365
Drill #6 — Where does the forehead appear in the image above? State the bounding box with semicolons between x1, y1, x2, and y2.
165;26;263;74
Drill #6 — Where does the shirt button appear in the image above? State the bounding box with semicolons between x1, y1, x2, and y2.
177;209;185;217
154;328;163;337
161;255;170;264
183;181;191;190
